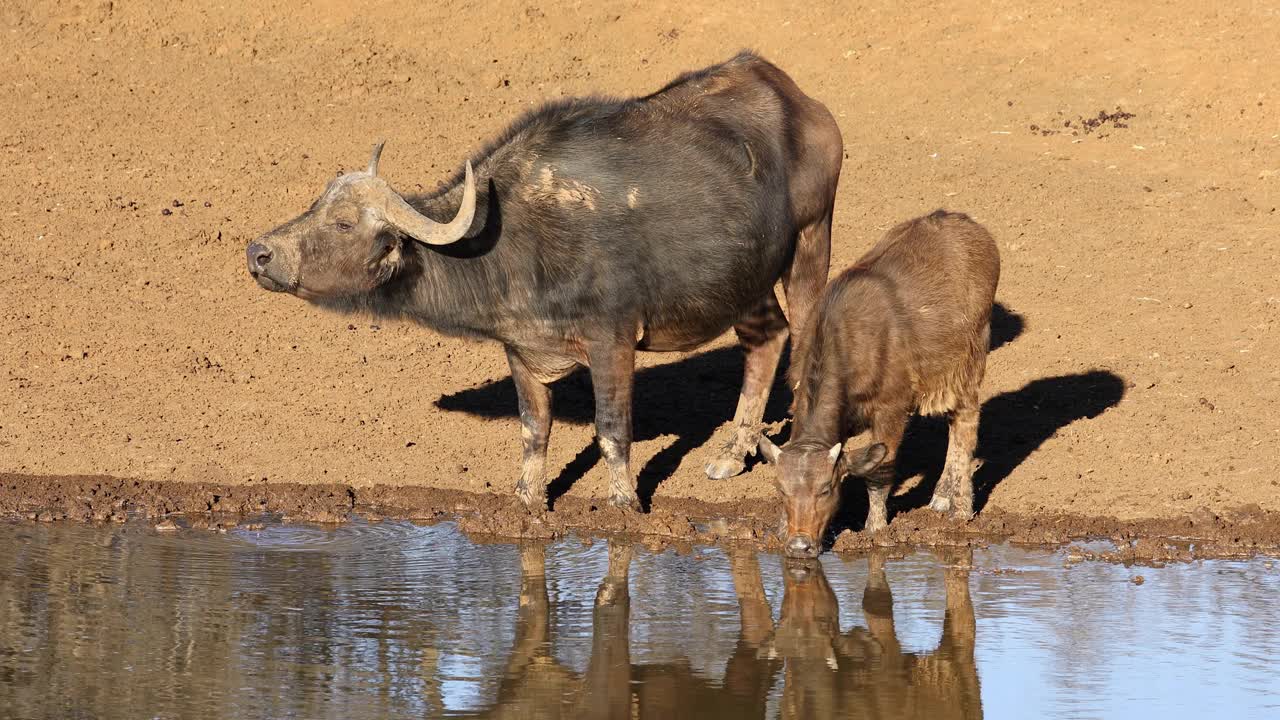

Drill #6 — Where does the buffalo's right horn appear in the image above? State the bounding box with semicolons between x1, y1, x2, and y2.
383;160;477;246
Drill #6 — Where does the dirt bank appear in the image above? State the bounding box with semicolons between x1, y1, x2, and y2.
4;474;1278;563
0;1;1277;532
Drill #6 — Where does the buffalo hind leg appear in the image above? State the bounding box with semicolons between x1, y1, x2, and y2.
929;397;980;520
587;340;641;511
508;347;554;512
706;292;790;479
929;335;987;520
782;212;833;345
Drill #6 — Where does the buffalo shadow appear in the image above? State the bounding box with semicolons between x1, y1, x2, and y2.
435;302;1027;509
988;301;1024;352
435;345;794;509
831;369;1126;535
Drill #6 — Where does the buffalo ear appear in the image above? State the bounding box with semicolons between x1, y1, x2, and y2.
839;443;888;478
758;435;782;465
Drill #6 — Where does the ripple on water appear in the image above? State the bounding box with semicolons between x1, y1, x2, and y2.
0;519;1278;719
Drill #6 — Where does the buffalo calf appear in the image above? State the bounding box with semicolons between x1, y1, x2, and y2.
759;211;1000;557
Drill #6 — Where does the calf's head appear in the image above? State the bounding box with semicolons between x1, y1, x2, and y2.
758;436;888;559
246;142;476;301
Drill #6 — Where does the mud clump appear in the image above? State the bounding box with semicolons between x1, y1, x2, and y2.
1030;108;1135;137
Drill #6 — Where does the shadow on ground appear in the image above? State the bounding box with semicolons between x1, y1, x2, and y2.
437;302;1032;509
437;345;792;508
831;369;1127;536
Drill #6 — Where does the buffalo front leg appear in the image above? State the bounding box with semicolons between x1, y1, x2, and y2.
864;407;907;533
587;340;640;511
507;347;553;512
706;292;790;479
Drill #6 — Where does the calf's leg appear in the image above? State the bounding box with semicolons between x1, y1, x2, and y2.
865;408;907;533
930;398;980;519
587;341;640;510
929;336;987;519
706;292;790;479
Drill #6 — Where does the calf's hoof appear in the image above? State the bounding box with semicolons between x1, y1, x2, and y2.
705;454;746;480
608;491;642;513
863;517;889;534
928;495;953;513
950;506;975;522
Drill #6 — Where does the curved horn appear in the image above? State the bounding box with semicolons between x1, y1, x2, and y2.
383;160;477;246
367;140;386;176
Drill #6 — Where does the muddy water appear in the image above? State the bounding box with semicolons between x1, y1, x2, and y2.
0;521;1277;720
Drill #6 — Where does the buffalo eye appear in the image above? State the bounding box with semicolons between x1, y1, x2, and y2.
334;221;354;232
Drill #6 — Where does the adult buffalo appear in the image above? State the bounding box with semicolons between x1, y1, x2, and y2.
246;51;843;511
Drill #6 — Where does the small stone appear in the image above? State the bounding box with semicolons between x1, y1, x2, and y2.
1131;575;1145;585
160;208;172;216
155;518;179;532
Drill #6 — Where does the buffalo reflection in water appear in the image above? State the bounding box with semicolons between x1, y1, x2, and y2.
453;542;981;720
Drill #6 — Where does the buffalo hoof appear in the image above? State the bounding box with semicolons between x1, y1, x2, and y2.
608;492;641;512
863;517;888;534
950;507;975;522
927;495;953;513
516;484;548;514
704;455;746;480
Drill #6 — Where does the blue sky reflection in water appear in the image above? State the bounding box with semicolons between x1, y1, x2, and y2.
0;519;1276;719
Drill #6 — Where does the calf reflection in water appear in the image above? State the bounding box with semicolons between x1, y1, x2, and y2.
457;544;979;719
765;550;981;720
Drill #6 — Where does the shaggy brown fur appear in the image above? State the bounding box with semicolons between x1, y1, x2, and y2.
760;211;1000;557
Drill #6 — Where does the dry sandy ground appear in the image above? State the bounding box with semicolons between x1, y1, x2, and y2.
1;0;1277;535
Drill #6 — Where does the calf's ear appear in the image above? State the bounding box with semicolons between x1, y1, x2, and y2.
758;435;782;465
838;443;888;478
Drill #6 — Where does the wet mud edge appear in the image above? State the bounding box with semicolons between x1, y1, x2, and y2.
3;473;1279;564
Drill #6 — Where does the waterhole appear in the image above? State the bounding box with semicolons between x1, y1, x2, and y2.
0;519;1276;718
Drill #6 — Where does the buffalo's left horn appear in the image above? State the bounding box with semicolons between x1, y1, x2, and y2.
367;140;386;176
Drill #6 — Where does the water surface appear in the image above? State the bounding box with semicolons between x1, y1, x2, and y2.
0;520;1276;719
